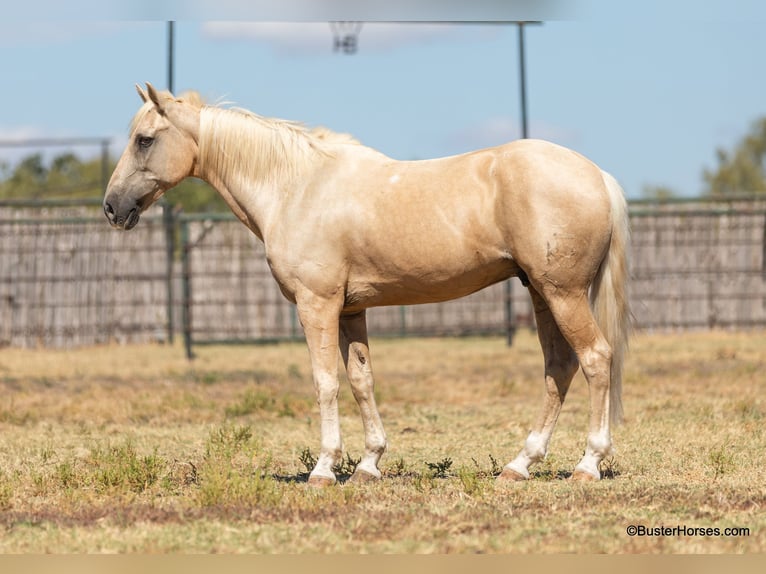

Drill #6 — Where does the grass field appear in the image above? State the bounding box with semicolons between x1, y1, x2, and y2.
0;329;764;553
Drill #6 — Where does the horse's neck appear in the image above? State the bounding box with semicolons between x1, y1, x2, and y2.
195;165;270;240
195;107;322;241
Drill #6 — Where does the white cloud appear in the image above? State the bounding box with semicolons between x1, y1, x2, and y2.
201;22;501;56
0;22;151;47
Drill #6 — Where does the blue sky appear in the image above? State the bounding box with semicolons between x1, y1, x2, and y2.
1;1;766;198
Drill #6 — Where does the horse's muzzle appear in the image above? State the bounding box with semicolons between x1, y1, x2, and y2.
104;201;140;230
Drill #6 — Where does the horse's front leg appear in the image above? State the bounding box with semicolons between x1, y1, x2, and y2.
339;310;387;482
296;289;345;487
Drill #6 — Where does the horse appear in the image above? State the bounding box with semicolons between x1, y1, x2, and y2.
104;83;631;486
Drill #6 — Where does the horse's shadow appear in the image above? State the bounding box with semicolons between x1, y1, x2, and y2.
531;467;621;481
271;467;621;485
272;472;358;484
273;473;308;484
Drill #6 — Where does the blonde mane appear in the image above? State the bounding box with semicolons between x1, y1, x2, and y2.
199;107;326;187
198;99;360;188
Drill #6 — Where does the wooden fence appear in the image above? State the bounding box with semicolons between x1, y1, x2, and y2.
1;196;765;351
0;203;172;347
629;197;766;330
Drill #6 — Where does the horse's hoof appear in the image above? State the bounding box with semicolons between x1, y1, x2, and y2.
307;475;336;488
570;469;599;482
348;469;380;484
496;468;528;482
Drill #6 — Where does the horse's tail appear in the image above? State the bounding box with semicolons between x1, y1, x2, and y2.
591;170;632;425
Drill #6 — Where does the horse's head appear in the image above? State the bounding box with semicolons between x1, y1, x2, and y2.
104;83;201;230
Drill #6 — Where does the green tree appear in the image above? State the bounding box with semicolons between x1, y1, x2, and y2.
169;177;229;213
47;153;86;193
0;152;100;200
641;184;678;200
703;117;766;195
1;150;228;212
11;153;47;186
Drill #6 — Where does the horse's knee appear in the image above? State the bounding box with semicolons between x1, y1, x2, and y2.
314;375;340;404
346;369;371;400
347;364;375;402
578;340;612;385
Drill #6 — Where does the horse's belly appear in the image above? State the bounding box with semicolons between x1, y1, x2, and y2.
343;257;518;312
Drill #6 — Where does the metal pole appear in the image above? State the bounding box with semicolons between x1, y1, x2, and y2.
518;22;529;139
505;22;528;346
167;21;175;93
180;219;194;359
163;204;176;345
505;22;537;345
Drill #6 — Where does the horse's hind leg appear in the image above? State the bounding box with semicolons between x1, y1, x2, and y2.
339;310;387;482
499;288;579;481
539;288;614;481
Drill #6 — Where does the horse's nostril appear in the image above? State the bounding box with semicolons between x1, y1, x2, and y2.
104;202;115;217
125;207;141;230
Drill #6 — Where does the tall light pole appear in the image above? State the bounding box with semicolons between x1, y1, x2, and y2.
506;21;539;345
167;21;175;93
518;22;532;139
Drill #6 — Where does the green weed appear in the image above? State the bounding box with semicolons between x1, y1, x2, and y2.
296;448;360;477
88;440;166;494
225;390;308;419
708;441;736;480
457;466;486;496
599;456;621;479
0;471;12;511
386;457;409;477
55;460;79;490
224;390;276;418
0;400;34;426
298;447;317;474
471;454;502;478
195;424;279;507
334;453;361;476
734;400;762;422
287;363;303;380
413;472;435;493
425;457;453;479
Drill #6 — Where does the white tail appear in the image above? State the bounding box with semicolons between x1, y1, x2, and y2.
591;170;632;425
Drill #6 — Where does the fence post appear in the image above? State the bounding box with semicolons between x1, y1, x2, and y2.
290;305;299;339
180;218;194;359
505;279;515;345
762;213;766;320
162;203;176;344
762;213;766;280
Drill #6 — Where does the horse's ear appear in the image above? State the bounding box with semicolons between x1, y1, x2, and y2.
145;82;166;115
135;84;149;103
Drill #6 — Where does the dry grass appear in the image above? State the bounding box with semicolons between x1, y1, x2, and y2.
0;330;764;553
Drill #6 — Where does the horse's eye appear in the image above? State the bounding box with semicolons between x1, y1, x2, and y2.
137;136;154;149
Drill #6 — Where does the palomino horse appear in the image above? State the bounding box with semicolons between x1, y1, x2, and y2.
104;83;631;486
